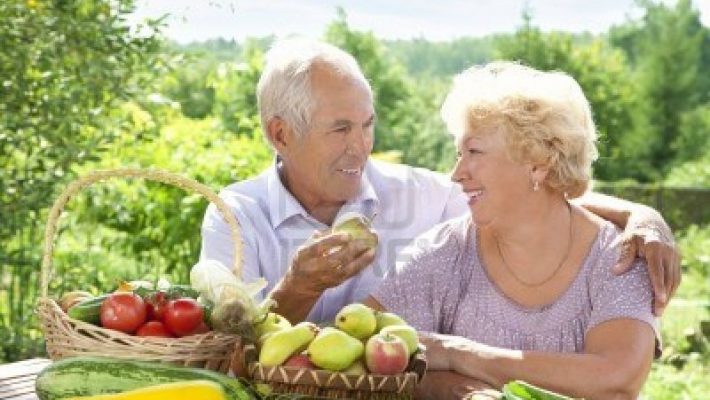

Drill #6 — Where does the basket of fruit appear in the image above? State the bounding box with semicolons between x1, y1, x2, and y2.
245;304;427;400
36;168;255;373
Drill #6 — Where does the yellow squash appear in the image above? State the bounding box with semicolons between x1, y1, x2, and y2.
65;380;226;400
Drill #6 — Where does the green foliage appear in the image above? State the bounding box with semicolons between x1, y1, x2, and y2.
672;104;710;164
594;181;710;230
385;36;495;78
0;0;167;362
676;224;710;299
0;0;165;220
64;113;273;282
495;18;644;181
208;44;264;136
644;358;709;400
611;0;705;174
160;53;216;119
665;152;710;188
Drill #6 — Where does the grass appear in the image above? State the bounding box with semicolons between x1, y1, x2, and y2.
641;267;709;400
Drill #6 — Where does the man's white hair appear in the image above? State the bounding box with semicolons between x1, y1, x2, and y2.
257;38;372;139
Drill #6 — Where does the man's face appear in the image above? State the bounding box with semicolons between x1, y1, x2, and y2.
280;64;375;210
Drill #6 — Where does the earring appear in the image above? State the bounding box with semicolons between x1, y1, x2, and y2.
533;180;540;191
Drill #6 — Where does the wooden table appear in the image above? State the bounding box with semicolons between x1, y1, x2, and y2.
0;358;50;400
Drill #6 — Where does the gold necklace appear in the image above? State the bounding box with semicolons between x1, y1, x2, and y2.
494;203;574;288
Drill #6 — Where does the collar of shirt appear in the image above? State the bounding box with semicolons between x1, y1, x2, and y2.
266;159;380;229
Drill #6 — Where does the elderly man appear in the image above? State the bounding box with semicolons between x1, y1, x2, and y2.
200;38;679;326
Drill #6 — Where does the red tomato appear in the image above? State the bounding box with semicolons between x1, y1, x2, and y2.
145;291;168;321
186;321;210;336
100;292;147;334
136;320;173;337
163;298;203;337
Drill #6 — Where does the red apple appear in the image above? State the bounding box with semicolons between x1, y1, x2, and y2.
364;333;409;375
283;353;316;369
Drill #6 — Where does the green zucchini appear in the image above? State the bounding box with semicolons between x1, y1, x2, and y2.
133;285;200;302
165;284;200;299
66;294;109;325
35;356;258;400
502;380;575;400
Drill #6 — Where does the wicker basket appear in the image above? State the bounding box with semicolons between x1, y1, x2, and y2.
37;168;244;373
244;344;427;399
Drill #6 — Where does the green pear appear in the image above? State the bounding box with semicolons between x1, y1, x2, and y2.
254;312;292;339
335;303;377;340
259;322;318;367
341;359;367;375
375;311;407;332
380;325;418;355
307;327;364;371
332;212;378;250
257;331;274;349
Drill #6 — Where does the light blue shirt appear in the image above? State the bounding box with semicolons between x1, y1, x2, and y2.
199;159;468;323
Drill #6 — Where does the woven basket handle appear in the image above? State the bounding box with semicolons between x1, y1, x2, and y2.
40;168;243;298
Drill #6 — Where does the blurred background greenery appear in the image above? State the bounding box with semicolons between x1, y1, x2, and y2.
0;0;707;398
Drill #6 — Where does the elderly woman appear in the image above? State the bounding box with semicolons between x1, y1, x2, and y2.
364;62;659;400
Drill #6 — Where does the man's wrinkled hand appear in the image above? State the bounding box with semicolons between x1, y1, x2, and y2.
613;208;681;316
287;231;376;296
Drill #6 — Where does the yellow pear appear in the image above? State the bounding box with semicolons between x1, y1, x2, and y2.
341;359;367;375
307;327;364;371
335;303;377;340
254;312;292;339
259;322;318;367
375;311;407;332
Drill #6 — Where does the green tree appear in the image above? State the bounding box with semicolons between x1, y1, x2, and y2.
495;15;642;181
0;0;165;222
385;36;495;78
66;112;273;282
637;0;703;171
672;104;710;163
208;42;265;136
161;54;216;119
0;0;164;361
610;0;705;173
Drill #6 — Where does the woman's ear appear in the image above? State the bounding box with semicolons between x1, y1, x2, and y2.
530;164;550;189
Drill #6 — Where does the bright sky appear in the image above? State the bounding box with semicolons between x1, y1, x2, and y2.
129;0;710;43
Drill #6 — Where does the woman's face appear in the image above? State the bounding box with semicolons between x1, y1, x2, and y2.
451;126;535;227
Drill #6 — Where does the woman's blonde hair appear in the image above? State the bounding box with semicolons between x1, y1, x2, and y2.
440;62;598;198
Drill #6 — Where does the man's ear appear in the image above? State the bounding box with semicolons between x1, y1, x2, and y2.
265;117;291;153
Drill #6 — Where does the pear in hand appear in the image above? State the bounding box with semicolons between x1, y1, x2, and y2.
332;212;378;250
335;303;377;340
307;327;364;371
259;322;318;367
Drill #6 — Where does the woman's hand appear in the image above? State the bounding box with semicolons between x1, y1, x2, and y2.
419;332;457;371
420;319;654;400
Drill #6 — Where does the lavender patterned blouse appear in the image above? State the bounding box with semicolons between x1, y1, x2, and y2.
373;216;660;355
